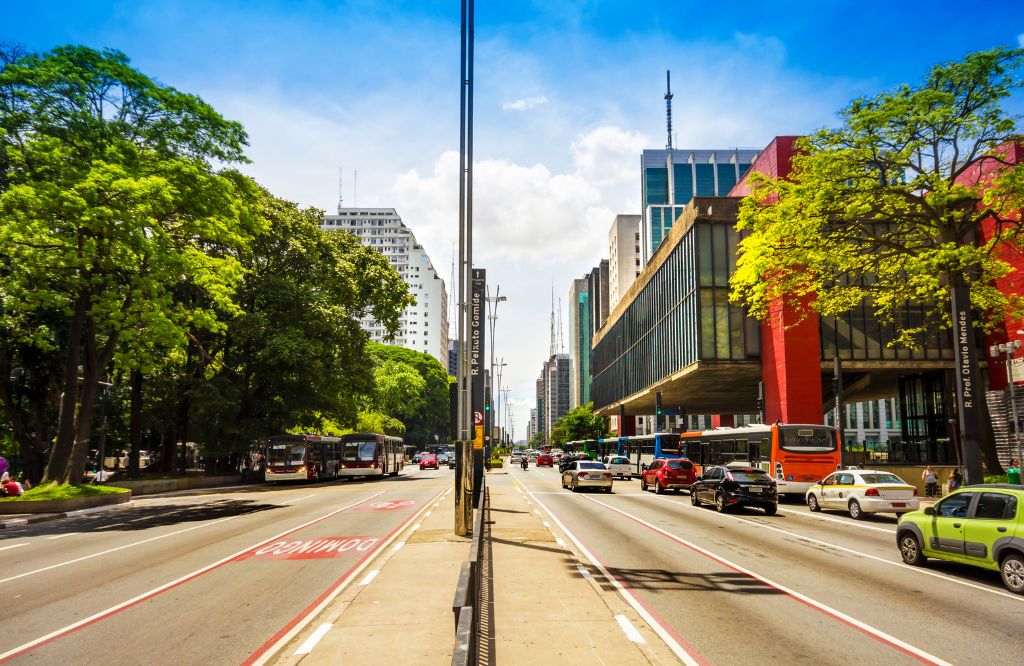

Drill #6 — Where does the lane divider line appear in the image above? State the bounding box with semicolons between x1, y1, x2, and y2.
641;493;1024;603
616;615;646;644
0;543;27;551
294;623;332;655
516;481;704;666
46;534;78;540
284;494;317;505
776;505;895;534
0;489;388;663
392;541;405;552
583;494;953;666
576;564;593;580
244;485;447;666
359;570;379;586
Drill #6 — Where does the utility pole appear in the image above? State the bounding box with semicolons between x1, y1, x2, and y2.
454;0;475;535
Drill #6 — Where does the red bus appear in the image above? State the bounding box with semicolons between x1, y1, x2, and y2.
339;433;405;479
265;435;341;482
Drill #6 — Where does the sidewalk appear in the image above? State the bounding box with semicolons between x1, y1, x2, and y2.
278;469;676;665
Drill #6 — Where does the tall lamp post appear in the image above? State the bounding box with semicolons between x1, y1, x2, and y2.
486;287;507;452
990;339;1024;472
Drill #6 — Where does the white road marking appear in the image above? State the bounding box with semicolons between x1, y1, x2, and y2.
543;521;551;527
642;493;1023;602
616;614;646;644
0;543;28;551
294;623;332;655
0;490;391;663
284;494;317;504
576;564;593;580
776;505;895;534
585;495;954;666
533;509;541;516
424;511;432;517
359;569;379;586
94;523;127;530
0;491;383;586
46;533;78;540
555;538;566;548
411;523;421;531
519;482;702;666
392;541;405;552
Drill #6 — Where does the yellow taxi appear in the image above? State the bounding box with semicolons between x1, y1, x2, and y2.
805;469;918;519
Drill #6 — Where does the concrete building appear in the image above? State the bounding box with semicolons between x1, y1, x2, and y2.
447;340;458;377
588;260;610;333
543;354;571;440
609;214;642;310
527;408;538;442
568;278;591;408
640;148;760;263
321;208;449;366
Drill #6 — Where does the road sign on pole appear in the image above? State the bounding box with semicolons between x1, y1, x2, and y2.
474;410;483;425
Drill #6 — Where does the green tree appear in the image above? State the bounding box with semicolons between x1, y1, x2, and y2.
550;402;610;447
0;46;258;483
731;47;1024;473
366;343;452;446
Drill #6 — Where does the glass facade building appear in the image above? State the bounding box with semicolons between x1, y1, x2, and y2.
640;148;759;264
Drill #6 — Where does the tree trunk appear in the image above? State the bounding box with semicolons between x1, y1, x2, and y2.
129;369;143;474
66;316;102;484
43;295;85;483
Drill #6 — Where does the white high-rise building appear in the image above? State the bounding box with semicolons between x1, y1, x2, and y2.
608;214;641;310
320;208;449;366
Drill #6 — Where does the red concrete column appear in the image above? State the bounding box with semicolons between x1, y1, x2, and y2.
710;415;735;428
761;295;824;425
617;415;637;437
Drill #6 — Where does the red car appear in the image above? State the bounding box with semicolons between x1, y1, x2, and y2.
536;453;554;467
420;454;439;470
641;458;696;494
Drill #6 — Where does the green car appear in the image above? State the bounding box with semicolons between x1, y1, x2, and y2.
896;484;1024;594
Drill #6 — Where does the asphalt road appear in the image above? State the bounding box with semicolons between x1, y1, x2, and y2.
0;466;454;665
508;464;1024;666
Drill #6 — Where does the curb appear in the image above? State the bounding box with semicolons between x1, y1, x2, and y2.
0;501;134;529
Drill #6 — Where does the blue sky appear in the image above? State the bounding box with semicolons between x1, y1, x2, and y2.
6;1;1024;436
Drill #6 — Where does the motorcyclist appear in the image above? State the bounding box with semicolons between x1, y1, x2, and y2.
521;455;529;470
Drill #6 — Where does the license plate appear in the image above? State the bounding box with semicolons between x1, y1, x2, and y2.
749;487;763;493
892;502;905;507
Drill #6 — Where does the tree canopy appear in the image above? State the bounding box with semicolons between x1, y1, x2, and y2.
732;47;1024;346
550;402;610;447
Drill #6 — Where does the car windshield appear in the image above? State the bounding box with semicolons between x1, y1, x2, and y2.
578;462;606;470
610;457;630;464
666;460;692;470
730;470;772;482
860;473;904;484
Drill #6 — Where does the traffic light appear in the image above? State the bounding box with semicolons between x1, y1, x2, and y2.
485;403;491;411
655;391;663;432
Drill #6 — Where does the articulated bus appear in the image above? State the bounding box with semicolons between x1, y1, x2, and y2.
601;423;841;497
338;432;405;478
265;434;342;482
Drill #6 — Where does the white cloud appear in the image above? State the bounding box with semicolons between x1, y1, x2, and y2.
1018;33;1024;48
502;95;549;111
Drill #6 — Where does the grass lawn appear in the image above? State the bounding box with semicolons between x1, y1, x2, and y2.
0;482;129;502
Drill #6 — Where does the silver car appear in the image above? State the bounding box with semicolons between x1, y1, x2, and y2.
561;461;613;493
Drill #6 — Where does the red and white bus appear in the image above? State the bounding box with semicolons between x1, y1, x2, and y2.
338;433;405;479
265;435;342;482
675;423;841;498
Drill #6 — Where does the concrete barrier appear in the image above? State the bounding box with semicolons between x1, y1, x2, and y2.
109;474;244;496
0;489;131;514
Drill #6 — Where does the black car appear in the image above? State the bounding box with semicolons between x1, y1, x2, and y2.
558;453;593;474
690;465;777;515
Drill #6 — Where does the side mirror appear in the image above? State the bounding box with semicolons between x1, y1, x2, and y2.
924;506;935;516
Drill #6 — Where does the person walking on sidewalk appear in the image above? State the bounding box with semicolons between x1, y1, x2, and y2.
922;465;938;498
1008;459;1021;485
947;468;962;493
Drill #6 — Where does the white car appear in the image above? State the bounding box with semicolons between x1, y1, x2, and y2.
561;461;613;493
602;455;633;479
510;450;524;463
805;469;919;519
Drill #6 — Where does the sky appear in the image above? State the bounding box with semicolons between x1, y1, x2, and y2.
6;0;1024;440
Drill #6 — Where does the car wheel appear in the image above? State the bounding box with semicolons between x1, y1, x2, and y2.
763;504;777;516
571;478;578;492
1001;553;1024;594
807;494;821;512
655;479;665;495
640;477;648;491
604;487;612;494
715;492;726;513
848;499;865;520
691;489;701;506
898;532;927;566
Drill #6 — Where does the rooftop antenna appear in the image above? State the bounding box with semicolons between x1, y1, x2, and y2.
337;168;344;214
549;282;556;358
557;297;564;353
353;170;358;208
665;70;674;150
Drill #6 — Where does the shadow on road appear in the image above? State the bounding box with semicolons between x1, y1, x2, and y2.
582;562;787;596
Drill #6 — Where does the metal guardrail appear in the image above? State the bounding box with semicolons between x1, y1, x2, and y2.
452;479;488;666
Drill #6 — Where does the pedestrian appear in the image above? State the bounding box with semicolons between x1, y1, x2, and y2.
947;468;962;493
922;465;938;498
1;472;23;497
1008;458;1021;485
